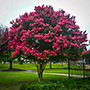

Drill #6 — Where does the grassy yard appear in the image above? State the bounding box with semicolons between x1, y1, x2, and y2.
0;64;37;70
0;63;80;70
0;72;68;90
0;63;90;90
0;63;90;75
0;63;68;70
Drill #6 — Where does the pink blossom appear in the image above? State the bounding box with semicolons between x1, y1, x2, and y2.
37;57;40;59
60;34;62;38
10;46;13;49
69;35;72;39
70;42;74;46
63;43;67;48
63;53;66;56
39;22;45;26
58;22;62;25
60;29;62;31
73;57;75;59
16;25;23;31
27;48;30;53
9;37;12;40
42;54;46;57
44;60;46;62
20;30;26;35
65;24;69;28
51;51;57;55
54;26;58;32
12;53;15;57
49;54;52;56
74;44;79;48
45;24;49;27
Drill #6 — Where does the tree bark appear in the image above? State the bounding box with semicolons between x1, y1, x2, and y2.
38;71;43;82
4;61;6;64
38;64;43;82
35;62;47;82
10;60;12;69
36;63;47;82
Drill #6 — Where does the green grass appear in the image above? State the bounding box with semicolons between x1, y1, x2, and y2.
44;68;84;75
0;63;68;70
0;72;68;90
46;63;68;69
0;64;37;70
0;63;90;90
0;63;90;75
0;63;78;70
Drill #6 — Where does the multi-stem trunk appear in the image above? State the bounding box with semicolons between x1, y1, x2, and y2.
35;63;47;82
38;70;43;82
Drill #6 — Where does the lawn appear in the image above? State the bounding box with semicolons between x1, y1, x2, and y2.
0;63;90;90
0;72;68;90
0;64;37;70
0;63;68;70
0;63;90;75
0;63;81;70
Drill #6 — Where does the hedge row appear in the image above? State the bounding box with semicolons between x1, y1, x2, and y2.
19;78;90;90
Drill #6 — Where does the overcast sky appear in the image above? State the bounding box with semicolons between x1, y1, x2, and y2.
0;0;90;41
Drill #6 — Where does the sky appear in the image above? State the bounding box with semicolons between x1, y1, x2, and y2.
0;0;90;45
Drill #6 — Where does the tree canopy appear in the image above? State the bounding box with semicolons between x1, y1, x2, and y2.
7;5;87;63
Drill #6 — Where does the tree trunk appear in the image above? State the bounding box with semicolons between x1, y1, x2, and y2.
61;62;63;66
4;61;6;64
68;59;70;79
50;61;52;69
38;64;43;82
38;71;43;82
35;62;47;82
10;60;12;69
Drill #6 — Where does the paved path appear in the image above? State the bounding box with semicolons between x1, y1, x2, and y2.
43;73;90;78
24;71;90;78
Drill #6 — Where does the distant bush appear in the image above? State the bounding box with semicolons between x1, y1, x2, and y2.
19;78;90;90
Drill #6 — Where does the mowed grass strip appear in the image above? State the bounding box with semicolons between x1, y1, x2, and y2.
0;64;37;70
0;72;68;90
0;63;90;75
0;63;83;70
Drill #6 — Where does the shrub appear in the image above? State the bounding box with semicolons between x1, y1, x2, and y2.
19;78;90;90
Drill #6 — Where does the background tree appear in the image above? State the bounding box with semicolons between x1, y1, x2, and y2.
0;24;15;69
8;5;87;81
82;50;90;63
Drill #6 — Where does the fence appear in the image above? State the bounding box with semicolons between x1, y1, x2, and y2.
68;59;90;79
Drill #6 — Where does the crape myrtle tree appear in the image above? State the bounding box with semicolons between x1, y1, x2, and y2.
0;26;8;63
8;5;87;81
82;50;90;62
0;26;14;69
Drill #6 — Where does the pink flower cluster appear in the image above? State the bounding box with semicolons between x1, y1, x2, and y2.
82;50;90;54
0;28;8;52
